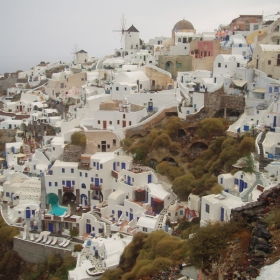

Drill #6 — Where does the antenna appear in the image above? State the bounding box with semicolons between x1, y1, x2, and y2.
112;14;127;48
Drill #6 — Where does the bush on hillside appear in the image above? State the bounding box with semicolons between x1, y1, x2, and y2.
71;132;86;146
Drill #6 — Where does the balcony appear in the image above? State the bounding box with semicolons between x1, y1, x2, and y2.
78;162;91;170
90;184;102;191
63;186;75;193
111;170;118;179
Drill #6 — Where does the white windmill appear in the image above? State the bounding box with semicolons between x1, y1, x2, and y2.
112;14;127;49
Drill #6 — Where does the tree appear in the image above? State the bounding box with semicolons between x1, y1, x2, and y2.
238;136;255;155
47;253;63;274
165;116;183;138
188;221;238;271
152;133;171;150
197;118;226;140
70;227;79;237
210;183;224;194
172;173;195;200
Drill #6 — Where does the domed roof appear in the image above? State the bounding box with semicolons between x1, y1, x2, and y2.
173;19;194;31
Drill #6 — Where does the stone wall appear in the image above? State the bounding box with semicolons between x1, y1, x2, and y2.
125;107;177;138
13;237;72;263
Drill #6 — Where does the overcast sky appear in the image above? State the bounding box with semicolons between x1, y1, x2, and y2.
0;0;279;74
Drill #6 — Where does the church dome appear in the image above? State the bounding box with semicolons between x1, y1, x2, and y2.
173;19;194;31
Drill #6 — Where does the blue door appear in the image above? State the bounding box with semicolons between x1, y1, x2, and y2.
127;176;131;185
113;162;116;171
95;178;99;187
118;210;122;218
129;213;133;221
26;208;31;219
244;125;249;131
48;223;53;232
121;162;126;169
86;223;91;234
148;102;153;112
148;174;152;183
239;180;244;192
66;180;71;188
220;207;224;221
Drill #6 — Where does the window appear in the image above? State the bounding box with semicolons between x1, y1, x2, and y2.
177;63;182;69
109;121;112;125
124;87;127;90
100;164;103;169
107;144;110;148
117;120;120;125
237;63;240;67
71;168;74;173
98;145;100;149
53;147;55;151
123;114;125;119
218;63;221;68
129;121;132;125
100;179;103;183
206;204;210;213
49;182;52;187
86;219;90;223
72;181;75;185
85;173;88;177
112;210;115;214
82;183;86;189
55;182;58;187
113;139;116;146
178;38;181;42
126;212;128;216
116;87;119;91
91;177;94;182
180;210;183;215
130;208;133;213
274;87;279;93
6;192;9;197
93;162;96;167
80;172;82;177
143;227;147;232
62;168;65;173
225;65;227;68
92;226;95;231
98;120;100;124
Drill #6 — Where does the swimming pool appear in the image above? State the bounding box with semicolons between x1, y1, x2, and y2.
48;202;68;216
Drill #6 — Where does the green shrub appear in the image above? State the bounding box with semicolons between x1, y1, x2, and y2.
71;132;86;146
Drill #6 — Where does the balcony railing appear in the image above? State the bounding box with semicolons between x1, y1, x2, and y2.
63;186;75;193
111;170;118;179
90;184;102;191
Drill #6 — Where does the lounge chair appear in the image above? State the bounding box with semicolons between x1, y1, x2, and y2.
59;238;67;246
42;235;48;243
63;239;70;248
35;234;43;243
30;233;34;241
45;237;52;245
51;237;57;245
22;231;27;240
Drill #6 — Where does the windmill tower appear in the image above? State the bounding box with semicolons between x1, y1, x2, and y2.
112;14;127;48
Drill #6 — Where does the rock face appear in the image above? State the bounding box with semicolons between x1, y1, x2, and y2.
63;144;85;162
215;185;280;280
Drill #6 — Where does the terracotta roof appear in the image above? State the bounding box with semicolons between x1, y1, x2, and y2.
126;25;139;32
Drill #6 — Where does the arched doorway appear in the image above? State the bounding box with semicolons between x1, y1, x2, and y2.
80;194;88;206
165;61;174;71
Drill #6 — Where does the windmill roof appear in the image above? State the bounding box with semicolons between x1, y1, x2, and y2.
77;50;87;53
126;25;139;32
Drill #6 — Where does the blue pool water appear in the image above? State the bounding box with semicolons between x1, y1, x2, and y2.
48;202;67;216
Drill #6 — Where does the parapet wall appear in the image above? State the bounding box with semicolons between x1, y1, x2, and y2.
13;237;72;263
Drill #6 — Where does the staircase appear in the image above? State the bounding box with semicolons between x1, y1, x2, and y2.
105;224;111;235
258;131;272;172
241;171;263;202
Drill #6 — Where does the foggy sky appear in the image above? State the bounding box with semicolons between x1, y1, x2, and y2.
0;0;279;74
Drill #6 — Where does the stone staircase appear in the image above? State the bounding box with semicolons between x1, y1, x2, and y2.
241;171;263;203
258;131;272;172
105;224;111;235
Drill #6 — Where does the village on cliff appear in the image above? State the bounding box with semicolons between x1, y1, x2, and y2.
0;13;280;279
